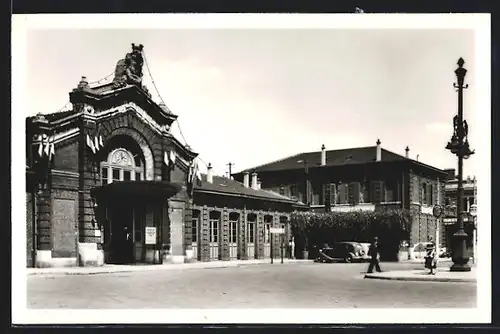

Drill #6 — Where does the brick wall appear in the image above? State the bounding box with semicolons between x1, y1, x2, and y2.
221;208;230;261
78;117;100;244
200;206;210;261
36;187;52;251
256;211;264;259
53;140;79;172
51;188;78;258
239;208;247;260
26;192;34;267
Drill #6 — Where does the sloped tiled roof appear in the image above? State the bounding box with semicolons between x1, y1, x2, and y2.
194;174;304;205
26;109;78;123
239;146;407;173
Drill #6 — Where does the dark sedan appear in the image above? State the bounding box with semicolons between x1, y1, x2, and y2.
315;242;367;263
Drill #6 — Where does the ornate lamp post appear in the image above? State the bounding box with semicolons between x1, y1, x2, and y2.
445;58;475;272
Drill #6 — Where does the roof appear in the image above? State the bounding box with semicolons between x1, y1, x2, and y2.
239;146;407;173
26;109;78;123
194;174;304;205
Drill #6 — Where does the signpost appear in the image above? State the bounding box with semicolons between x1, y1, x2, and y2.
270;227;285;264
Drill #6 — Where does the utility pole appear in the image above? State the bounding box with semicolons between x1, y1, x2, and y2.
227;162;235;179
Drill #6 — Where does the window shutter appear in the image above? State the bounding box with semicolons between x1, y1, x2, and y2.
427;183;432;205
348;182;361;205
370;180;384;203
338;184;346;204
329;183;337;205
323;183;330;206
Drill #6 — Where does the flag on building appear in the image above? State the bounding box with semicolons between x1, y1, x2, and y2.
48;136;55;159
86;134;96;154
44;136;51;156
164;151;169;166
94;136;100;152
169;151;177;166
37;134;44;157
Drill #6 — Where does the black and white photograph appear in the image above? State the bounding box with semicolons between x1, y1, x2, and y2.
12;13;491;324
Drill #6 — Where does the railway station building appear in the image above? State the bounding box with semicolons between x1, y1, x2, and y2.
25;44;304;268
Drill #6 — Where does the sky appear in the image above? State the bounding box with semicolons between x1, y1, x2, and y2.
26;28;478;178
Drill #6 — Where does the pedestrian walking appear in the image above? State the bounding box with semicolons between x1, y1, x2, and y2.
425;243;438;275
367;237;382;273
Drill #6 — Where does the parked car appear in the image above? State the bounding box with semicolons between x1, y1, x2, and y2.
358;242;372;262
316;242;366;263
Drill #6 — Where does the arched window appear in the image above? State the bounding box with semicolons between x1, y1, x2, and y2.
100;148;145;184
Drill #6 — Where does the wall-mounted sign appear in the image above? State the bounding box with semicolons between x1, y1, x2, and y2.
145;226;157;244
270;227;285;234
442;217;473;224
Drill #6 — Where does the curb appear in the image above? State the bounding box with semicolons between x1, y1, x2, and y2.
363;273;476;283
27;260;312;276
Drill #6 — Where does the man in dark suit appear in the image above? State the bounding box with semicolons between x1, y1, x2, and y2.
367;237;382;273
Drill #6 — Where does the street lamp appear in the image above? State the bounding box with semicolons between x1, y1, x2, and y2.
445;58;474;272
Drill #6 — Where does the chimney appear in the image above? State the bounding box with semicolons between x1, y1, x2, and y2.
405;146;410;158
251;172;258;190
321;144;326;166
257;180;261;190
243;172;250;188
376;139;382;162
207;163;213;184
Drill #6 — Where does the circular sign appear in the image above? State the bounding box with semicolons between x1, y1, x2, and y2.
470;204;477;217
432;205;443;218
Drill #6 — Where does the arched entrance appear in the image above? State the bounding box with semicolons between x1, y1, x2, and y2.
91;135;180;265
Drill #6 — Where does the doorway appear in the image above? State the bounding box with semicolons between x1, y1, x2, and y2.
108;203;135;264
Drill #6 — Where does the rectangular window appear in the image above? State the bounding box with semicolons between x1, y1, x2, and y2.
101;167;108;185
135;172;142;181
421;183;428;205
247;222;255;243
112;168;120;182
264;223;270;243
330;183;337;205
428;184;434;205
230;221;237;243
191;218;198;243
290;185;298;199
123;170;131;181
210;219;218;243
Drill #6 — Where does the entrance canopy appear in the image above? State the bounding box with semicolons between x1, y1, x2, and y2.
91;181;182;201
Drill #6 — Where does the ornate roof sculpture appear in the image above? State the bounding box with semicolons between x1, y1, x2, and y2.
113;43;145;89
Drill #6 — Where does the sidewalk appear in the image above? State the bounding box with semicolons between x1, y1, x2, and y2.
400;257;452;264
364;267;476;283
27;259;311;276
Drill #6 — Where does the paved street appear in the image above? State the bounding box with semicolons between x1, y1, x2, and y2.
27;262;476;309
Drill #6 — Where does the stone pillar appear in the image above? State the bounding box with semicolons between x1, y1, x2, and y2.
239;207;247;260
272;215;280;258
77;115;104;267
35;187;52;268
200;206;210;262
184;199;194;261
221;207;230;261
257;211;265;259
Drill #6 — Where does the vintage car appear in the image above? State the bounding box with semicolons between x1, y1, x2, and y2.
315;241;367;263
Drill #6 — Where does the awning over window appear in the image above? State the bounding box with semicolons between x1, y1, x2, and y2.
90;181;183;201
